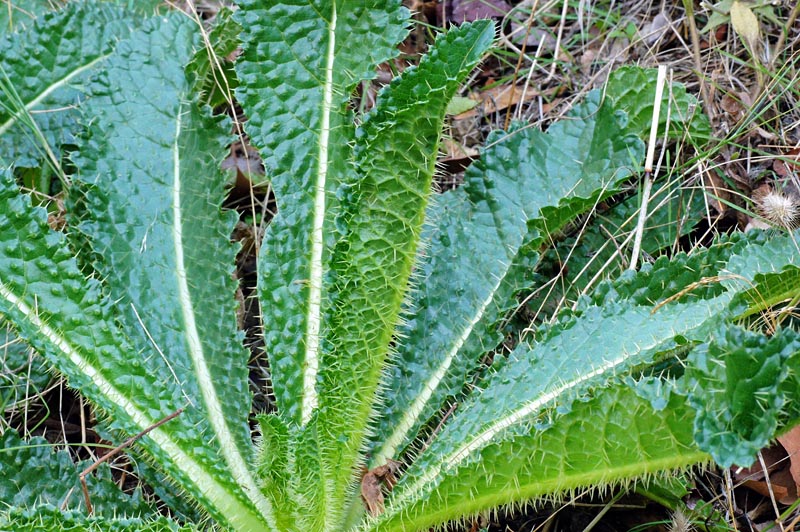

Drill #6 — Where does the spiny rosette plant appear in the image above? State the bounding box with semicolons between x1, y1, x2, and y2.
0;1;799;531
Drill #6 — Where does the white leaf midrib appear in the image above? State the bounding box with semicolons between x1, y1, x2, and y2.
171;107;278;530
0;280;270;531
300;6;338;426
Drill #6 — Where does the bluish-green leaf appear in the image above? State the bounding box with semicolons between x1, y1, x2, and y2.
309;20;494;530
604;65;710;140
530;178;706;314
69;15;278;531
186;7;240;108
0;1;134;168
687;325;800;467
370;87;645;467
0;430;152;517
0;164;266;528
236;0;409;425
1;504;198;532
733;264;800;318
378;293;728;524
723;229;800;286
0;322;50;412
373;227;797;529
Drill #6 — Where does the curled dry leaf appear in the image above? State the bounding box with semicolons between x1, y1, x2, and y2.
777;426;800;502
360;459;402;517
732;425;800;505
732;443;795;504
773;147;800;178
719;91;751;121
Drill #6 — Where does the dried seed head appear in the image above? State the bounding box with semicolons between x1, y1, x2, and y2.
668;509;695;532
756;189;800;229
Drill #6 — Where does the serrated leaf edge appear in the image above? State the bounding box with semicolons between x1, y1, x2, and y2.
389;295;729;511
169;106;277;529
373;277;501;465
0;278;269;530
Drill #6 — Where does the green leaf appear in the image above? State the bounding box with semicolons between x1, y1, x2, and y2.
69;14;281;532
376;292;727;523
0;1;135;168
530;178;706;314
308;20;495;530
1;504;197;532
733;264;800;318
686;325;800;467
722;229;800;286
0;164;253;526
186;7;240;108
445;96;478;115
588;235;743;308
0;322;50;412
369;384;707;531
0;430;153;517
235;0;409;426
604;65;710;141
370;67;713;469
370;85;645;467
373;227;797;528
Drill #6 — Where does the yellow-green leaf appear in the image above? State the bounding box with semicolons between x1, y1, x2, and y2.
730;0;760;48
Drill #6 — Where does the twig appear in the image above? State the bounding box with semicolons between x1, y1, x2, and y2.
78;408;184;515
771;1;800;70
758;450;786;532
681;0;714;120
629;65;667;271
503;1;538;131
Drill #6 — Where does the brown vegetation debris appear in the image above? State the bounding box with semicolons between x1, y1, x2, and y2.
360;459;402;517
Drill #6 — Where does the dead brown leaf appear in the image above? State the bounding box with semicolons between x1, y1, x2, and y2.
777;425;800;501
455;84;549;119
773;148;800;178
360;460;402;517
732;426;800;505
720;91;750;121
